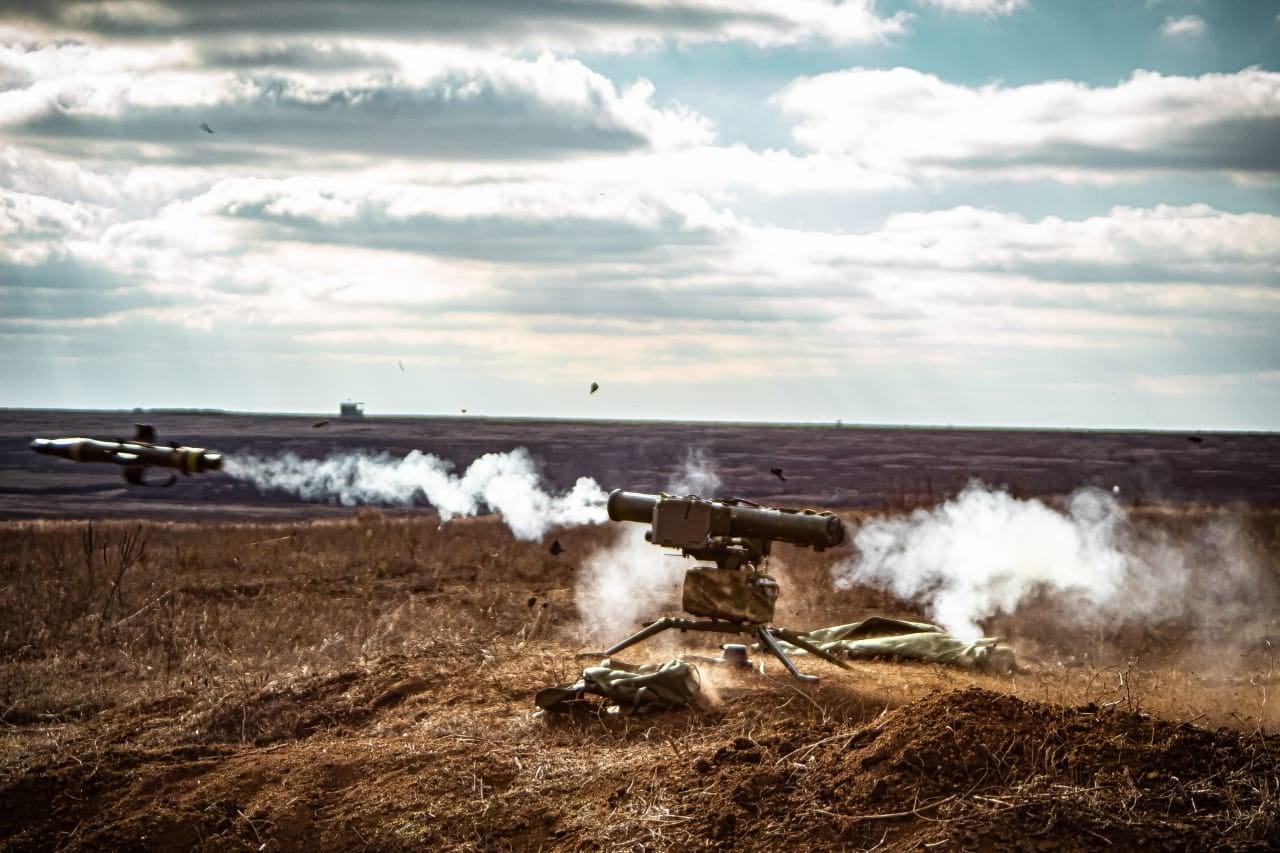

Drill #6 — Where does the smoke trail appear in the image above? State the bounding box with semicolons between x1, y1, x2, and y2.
225;447;606;541
575;448;719;642
834;481;1270;641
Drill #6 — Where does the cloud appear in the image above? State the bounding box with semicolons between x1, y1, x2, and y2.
153;173;1280;295
0;261;169;321
844;204;1280;285
180;175;732;263
6;139;1277;377
1160;15;1207;39
10;1;910;50
777;66;1280;181
913;0;1026;15
0;188;105;247
1;38;714;162
5;165;1278;418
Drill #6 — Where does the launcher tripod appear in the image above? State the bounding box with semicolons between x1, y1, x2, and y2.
603;491;851;682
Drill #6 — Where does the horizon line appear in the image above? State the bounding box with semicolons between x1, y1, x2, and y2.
2;405;1276;438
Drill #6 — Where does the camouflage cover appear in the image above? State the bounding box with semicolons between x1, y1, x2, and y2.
780;617;1017;672
681;566;778;624
535;658;704;714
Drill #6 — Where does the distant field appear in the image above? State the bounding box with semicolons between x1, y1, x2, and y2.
2;408;1279;519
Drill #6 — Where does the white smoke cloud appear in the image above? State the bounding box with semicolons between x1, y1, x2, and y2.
576;525;687;642
224;446;606;540
834;482;1271;641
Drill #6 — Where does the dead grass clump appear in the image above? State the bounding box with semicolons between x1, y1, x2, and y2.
0;516;602;728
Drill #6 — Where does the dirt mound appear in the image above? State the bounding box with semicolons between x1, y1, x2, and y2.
3;664;1277;851
677;687;1279;850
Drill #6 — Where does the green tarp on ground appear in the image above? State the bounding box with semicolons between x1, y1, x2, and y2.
537;618;1017;714
781;616;1017;672
535;657;706;714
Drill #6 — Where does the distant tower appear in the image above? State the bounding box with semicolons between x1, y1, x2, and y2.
340;400;365;418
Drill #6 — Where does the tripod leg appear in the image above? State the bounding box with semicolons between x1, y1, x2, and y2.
757;627;819;683
605;618;753;656
770;627;851;670
604;617;680;656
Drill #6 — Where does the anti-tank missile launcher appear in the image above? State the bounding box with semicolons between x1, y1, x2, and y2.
607;489;845;551
603;489;850;681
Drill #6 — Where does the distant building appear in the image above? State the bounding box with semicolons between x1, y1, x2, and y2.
340;400;365;418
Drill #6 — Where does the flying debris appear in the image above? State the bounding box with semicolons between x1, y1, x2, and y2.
199;122;215;134
770;467;787;482
313;420;330;429
590;382;599;395
30;424;223;487
1187;435;1204;444
549;539;565;557
398;360;405;372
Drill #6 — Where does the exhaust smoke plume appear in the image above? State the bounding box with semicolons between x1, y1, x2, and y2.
576;448;719;642
835;482;1271;642
225;447;606;541
576;525;687;642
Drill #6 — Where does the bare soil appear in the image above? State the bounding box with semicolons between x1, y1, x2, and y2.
2;513;1278;851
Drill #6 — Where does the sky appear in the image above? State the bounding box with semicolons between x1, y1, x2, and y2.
1;0;1278;430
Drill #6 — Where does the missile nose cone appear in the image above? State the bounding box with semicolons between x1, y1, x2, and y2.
30;438;52;454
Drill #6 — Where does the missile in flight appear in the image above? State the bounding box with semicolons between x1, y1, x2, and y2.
29;424;223;487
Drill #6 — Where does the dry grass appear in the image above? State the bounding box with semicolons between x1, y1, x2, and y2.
1;507;1278;850
0;513;608;724
2;507;1277;733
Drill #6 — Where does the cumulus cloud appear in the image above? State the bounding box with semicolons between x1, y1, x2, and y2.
6;135;1276;386
1;40;714;161
849;204;1278;283
778;66;1280;181
736;204;1280;290
914;0;1026;15
0;188;105;246
1160;15;1207;39
11;1;909;50
169;175;739;268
